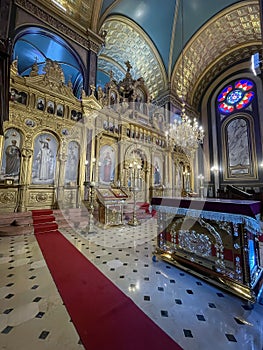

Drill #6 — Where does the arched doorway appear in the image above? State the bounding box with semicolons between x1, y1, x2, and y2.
124;145;150;203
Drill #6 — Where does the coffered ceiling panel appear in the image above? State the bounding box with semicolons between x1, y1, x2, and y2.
98;16;167;99
13;0;261;111
171;1;261;108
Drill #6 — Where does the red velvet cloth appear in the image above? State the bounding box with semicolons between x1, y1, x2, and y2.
35;229;183;350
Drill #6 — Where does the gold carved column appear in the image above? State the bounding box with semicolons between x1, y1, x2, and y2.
118;140;127;186
56;154;67;207
17;148;33;212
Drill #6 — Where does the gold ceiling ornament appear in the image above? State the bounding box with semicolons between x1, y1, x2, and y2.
48;0;98;30
171;1;260;108
192;44;261;110
98;15;167;99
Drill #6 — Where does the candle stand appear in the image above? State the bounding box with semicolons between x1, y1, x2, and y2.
83;181;97;234
198;174;205;198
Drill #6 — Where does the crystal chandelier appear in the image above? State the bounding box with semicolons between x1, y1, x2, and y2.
166;102;204;156
166;0;204;156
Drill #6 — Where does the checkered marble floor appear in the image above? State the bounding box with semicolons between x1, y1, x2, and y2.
0;217;262;350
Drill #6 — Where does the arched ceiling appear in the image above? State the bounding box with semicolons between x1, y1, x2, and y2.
13;0;262;109
98;0;261;107
13;27;85;98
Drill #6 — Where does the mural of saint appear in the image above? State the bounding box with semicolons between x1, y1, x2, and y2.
32;134;57;184
37;141;53;180
65;141;79;184
154;161;161;185
0;128;22;182
227;118;250;175
103;152;112;182
99;146;115;183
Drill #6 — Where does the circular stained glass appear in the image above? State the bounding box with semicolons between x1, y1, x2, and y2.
226;89;243;105
217;79;254;114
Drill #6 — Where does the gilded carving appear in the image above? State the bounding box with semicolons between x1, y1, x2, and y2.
14;0;102;53
35;193;48;202
0;192;16;203
29;192;53;204
1;58;86;211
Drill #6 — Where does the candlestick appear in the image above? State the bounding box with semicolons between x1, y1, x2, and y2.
198;174;204;198
91;158;96;182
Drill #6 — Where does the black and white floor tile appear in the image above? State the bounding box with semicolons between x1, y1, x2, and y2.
0;217;262;350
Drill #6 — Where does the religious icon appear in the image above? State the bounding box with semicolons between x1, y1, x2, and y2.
103;152;112;182
99;146;115;183
25;119;35;127
37;141;54;180
0;129;22;183
65;141;79;184
32;134;57;184
4;140;21;176
47;101;54;114
37;98;45;111
56;104;64;117
154;161;161;185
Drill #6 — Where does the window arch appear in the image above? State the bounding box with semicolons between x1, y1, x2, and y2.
221;115;256;180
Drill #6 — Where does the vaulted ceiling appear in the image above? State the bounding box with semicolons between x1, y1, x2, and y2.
13;0;262;110
98;0;261;109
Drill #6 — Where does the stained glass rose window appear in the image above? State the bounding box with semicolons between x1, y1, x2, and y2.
217;79;254;114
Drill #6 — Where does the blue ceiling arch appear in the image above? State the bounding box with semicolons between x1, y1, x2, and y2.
12;26;84;98
100;0;244;75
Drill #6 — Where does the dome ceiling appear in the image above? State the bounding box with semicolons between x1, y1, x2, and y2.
13;0;261;109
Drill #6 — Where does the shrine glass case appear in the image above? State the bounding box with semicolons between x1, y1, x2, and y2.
151;197;263;303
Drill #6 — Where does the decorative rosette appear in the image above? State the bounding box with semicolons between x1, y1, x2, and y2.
217;80;254;114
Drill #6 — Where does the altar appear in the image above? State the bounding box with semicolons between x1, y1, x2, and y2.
151;197;263;303
96;188;128;227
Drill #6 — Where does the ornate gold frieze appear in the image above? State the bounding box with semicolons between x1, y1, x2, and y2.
29;191;54;204
0;191;16;204
14;0;103;53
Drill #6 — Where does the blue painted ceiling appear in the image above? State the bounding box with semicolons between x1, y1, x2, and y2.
100;0;242;73
12;0;250;99
13;28;84;98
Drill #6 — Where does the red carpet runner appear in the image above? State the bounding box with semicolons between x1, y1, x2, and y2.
32;210;183;350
